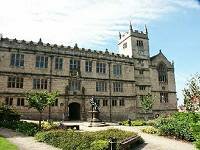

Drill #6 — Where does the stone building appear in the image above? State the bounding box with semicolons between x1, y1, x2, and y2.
0;25;177;121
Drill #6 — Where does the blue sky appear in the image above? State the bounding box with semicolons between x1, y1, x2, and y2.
149;7;200;106
0;0;200;105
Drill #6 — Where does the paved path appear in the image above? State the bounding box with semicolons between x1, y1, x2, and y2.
114;126;196;150
0;128;60;150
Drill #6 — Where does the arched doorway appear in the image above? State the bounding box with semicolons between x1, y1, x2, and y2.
68;102;81;120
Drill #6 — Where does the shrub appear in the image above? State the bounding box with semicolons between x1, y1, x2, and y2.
0;105;20;121
120;120;129;126
41;121;58;131
191;121;200;149
16;121;40;136
131;120;146;126
141;126;158;134
35;129;137;150
121;120;146;126
0;120;18;130
155;112;200;141
146;119;157;126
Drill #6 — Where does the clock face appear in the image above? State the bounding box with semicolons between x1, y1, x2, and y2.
138;50;144;55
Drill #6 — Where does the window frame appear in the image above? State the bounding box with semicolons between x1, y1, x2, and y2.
112;99;117;106
69;80;81;91
7;76;23;88
10;53;24;67
139;70;144;75
103;99;108;106
139;85;146;90
33;78;48;89
35;55;48;68
119;99;125;106
85;60;92;72
96;81;107;92
158;63;168;83
160;92;168;103
113;82;123;92
113;64;122;76
136;40;144;47
70;59;80;70
5;97;13;106
96;62;106;74
55;57;63;70
17;98;25;106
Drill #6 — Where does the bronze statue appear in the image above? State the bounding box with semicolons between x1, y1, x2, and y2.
90;96;99;111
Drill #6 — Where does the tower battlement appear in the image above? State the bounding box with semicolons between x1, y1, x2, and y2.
119;24;148;45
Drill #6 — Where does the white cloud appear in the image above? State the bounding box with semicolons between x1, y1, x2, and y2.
0;0;199;49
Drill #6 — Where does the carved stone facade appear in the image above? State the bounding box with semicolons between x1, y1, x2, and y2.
0;25;177;121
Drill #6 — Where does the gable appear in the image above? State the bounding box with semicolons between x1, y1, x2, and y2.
150;50;173;69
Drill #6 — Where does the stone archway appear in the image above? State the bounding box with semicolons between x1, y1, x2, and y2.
68;102;81;120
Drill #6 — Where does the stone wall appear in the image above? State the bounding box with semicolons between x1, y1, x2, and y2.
0;33;177;121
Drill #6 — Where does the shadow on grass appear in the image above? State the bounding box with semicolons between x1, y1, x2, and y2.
132;143;148;150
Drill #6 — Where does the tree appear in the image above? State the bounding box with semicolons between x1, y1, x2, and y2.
25;91;59;128
183;73;200;112
140;93;155;120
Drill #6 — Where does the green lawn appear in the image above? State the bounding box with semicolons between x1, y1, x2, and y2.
0;135;18;150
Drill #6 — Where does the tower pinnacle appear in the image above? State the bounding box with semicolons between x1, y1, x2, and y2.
129;21;133;32
119;32;121;39
145;24;148;34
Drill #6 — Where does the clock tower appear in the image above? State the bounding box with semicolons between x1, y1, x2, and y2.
118;23;149;59
118;23;151;110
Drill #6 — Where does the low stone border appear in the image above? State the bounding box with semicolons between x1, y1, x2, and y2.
119;135;142;150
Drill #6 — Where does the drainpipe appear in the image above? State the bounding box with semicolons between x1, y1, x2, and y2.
65;85;69;121
108;62;112;122
48;55;53;120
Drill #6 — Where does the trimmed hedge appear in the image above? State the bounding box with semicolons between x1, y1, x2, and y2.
0;121;40;136
35;129;137;150
0;106;20;121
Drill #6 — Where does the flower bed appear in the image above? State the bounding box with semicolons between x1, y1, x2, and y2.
35;129;139;150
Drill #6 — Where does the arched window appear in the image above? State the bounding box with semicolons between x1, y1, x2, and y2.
157;63;167;83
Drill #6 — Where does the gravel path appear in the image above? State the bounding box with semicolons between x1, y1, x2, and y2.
0;128;60;150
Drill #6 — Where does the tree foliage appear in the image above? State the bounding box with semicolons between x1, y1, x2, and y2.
25;91;59;128
183;73;200;112
140;93;155;113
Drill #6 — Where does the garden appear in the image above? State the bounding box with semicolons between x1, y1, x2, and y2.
120;112;200;149
0;104;142;150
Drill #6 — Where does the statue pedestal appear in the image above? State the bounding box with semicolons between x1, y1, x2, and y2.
88;110;101;122
88;110;107;127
